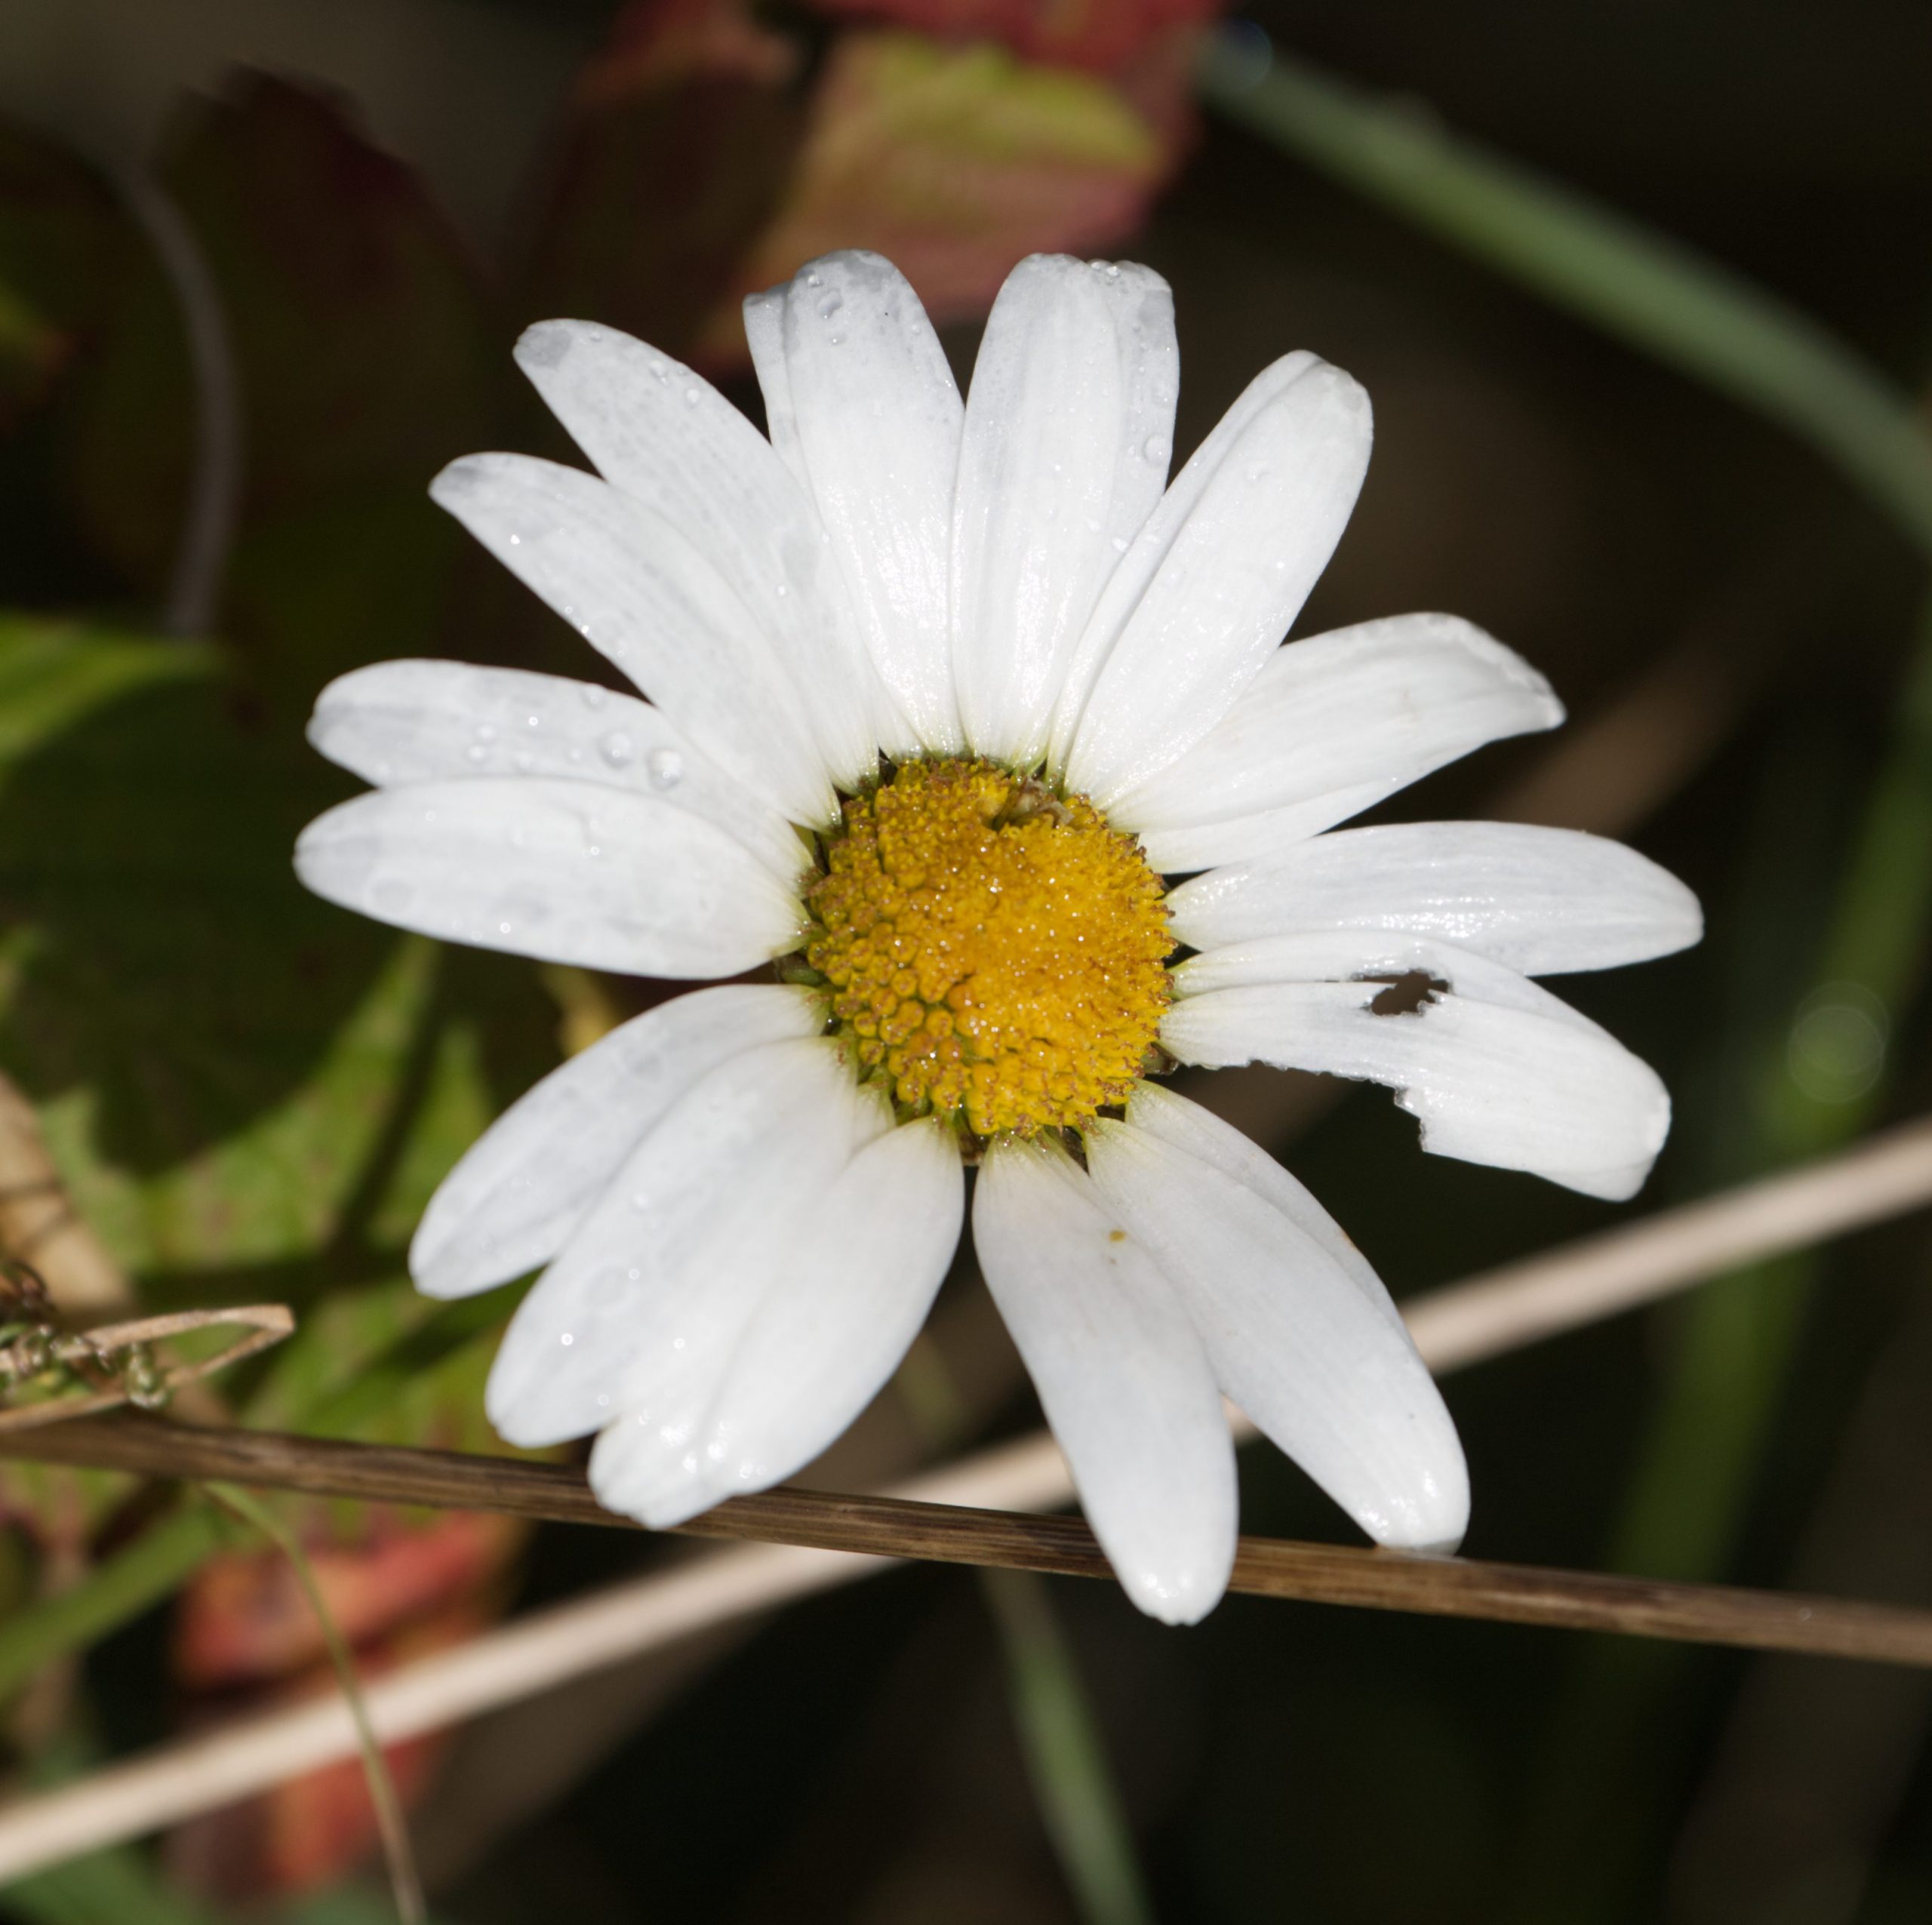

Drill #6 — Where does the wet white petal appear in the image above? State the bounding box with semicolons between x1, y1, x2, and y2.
486;1037;882;1448
1168;932;1671;1200
515;321;897;785
307;659;806;885
1168;822;1702;974
1054;354;1372;801
590;1116;964;1526
1108;613;1563;872
749;251;964;753
431;454;834;826
412;986;823;1299
294;779;803;978
975;1135;1235;1624
951;255;1177;768
1086;1090;1468;1552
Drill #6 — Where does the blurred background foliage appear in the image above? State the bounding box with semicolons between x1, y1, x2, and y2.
1;1;1931;1920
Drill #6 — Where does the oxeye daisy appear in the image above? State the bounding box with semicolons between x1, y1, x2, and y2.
294;251;1700;1624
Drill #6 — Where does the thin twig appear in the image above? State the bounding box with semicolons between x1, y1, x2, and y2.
1406;1113;1932;1373
206;1485;426;1925
2;1418;1930;1668
113;170;242;639
3;1118;1932;1880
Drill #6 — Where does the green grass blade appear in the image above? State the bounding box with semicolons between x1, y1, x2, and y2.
1197;28;1932;560
981;1570;1156;1925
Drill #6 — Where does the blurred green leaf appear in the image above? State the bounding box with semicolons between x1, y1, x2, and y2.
0;617;213;767
1198;31;1932;560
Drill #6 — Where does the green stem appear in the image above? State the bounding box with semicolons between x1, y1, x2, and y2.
1197;28;1932;561
980;1567;1157;1925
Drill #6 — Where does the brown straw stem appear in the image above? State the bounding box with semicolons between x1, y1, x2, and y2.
5;1415;1930;1668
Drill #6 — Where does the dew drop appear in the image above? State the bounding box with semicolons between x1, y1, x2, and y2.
684;386;701;407
466;743;488;764
600;729;635;768
805;269;822;288
580;684;608;709
817;291;844;320
559;1332;574;1347
647;746;685;789
474;721;498;743
1142;435;1169;463
774;582;789;598
526;712;542;730
507;534;521;546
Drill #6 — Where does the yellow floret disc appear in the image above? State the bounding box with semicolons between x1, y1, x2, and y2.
803;758;1174;1139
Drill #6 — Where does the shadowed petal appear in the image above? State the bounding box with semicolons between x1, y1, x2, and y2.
976;1134;1235;1623
294;779;803;979
411;986;824;1300
1086;1089;1468;1552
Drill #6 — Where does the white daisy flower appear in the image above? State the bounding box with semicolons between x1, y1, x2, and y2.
294;251;1700;1625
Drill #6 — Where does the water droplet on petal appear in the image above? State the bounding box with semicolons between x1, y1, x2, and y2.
1142;435;1169;463
466;743;488;764
647;746;685;790
817;291;844;319
684;386;701;407
600;730;635;768
580;684;607;709
559;1332;574;1347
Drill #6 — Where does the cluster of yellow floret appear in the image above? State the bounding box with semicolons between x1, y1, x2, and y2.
801;757;1174;1139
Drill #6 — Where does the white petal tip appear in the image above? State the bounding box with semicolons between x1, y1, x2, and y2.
515;318;580;371
1121;1570;1229;1626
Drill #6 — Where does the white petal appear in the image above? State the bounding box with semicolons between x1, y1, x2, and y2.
590;1116;964;1527
308;659;806;885
411;985;824;1299
1053;353;1372;801
485;1037;881;1447
951;256;1177;768
1167;932;1671;1200
1086;1091;1468;1552
294;779;803;977
515;321;896;786
974;1135;1235;1624
749;251;964;754
431;454;834;826
1168;822;1702;974
1108;613;1564;872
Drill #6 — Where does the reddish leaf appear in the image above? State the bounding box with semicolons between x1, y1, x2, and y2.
173;1509;520;1689
688;29;1176;364
517;0;808;361
808;0;1225;75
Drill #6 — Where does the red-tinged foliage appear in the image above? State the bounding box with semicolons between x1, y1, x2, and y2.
688;29;1173;364
808;0;1226;74
167;1585;498;1901
523;0;1209;374
173;1508;519;1687
166;1510;522;1899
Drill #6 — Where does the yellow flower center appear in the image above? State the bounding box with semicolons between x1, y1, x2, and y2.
802;758;1173;1140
